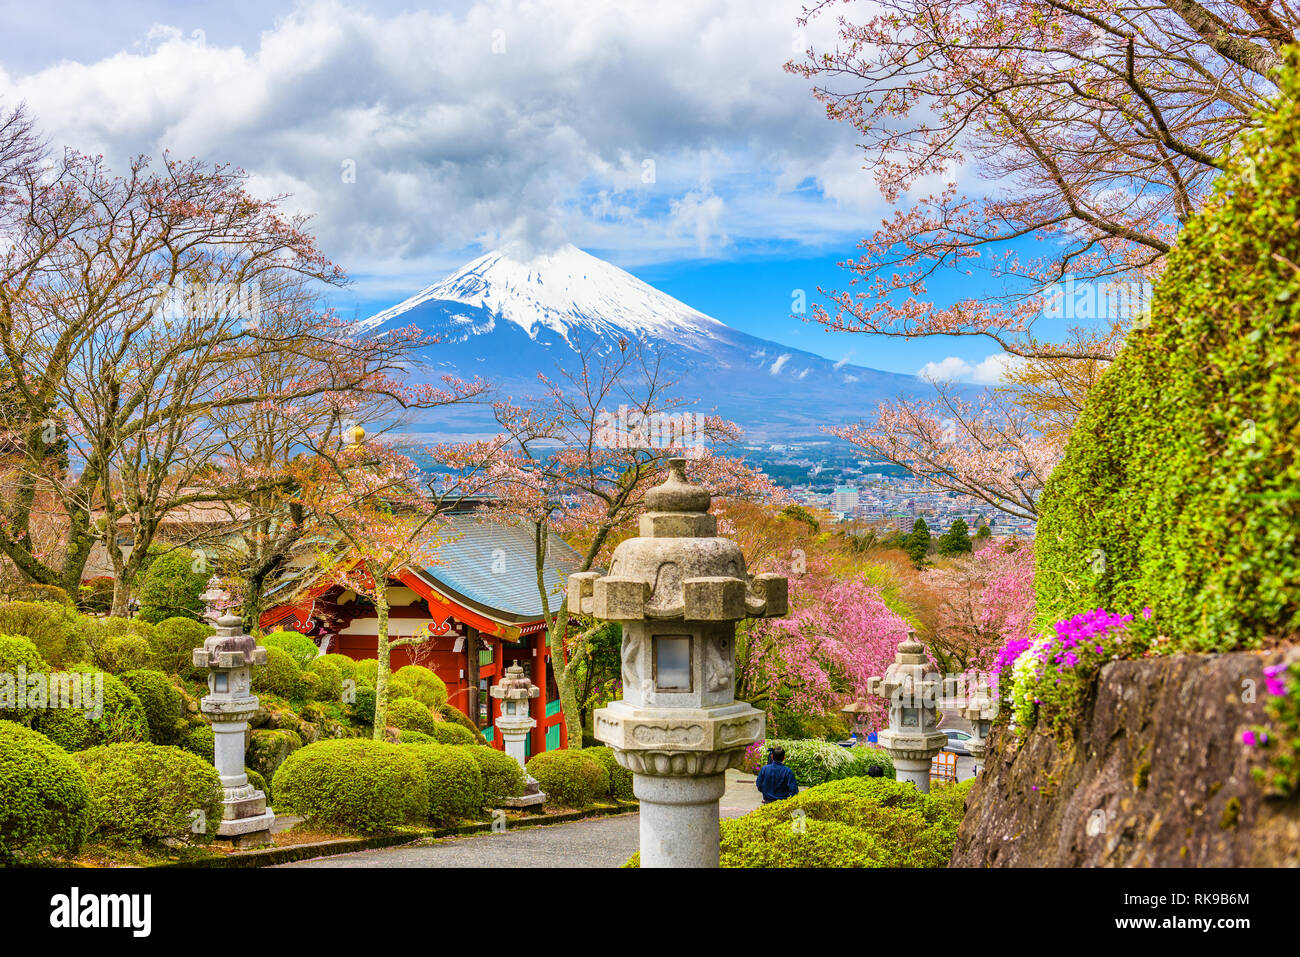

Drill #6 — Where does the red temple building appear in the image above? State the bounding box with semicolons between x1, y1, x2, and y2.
258;505;582;757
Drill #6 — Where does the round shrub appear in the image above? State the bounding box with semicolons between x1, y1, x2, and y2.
306;658;342;701
318;653;357;680
392;665;448;709
74;742;222;845
526;750;608;808
136;549;209;624
1035;59;1300;654
261;631;320;669
845;746;896;780
93;634;154;674
296;671;322;701
438;703;489;745
252;646;301;698
35;668;149;752
0;601;80;666
352;659;377;688
398;729;435;745
272;739;429;832
350;687;376;726
0;720;89;861
149;617;212;676
76;617;155;670
761;738;855;786
465;745;526;806
118;670;184;745
430;722;477;747
182;724;214;762
0;633;50;723
584;745;633;800
387;697;439;736
406;742;483;824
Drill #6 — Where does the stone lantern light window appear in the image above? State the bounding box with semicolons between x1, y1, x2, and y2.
653;635;692;692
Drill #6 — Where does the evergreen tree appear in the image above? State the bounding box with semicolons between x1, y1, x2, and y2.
938;517;973;556
905;517;931;567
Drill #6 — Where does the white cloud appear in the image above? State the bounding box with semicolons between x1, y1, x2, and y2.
770;353;792;375
918;354;1023;385
0;0;896;294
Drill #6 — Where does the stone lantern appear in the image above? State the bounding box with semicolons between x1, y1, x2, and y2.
489;663;546;807
192;614;275;846
570;458;787;868
960;675;997;774
866;632;948;793
840;698;876;745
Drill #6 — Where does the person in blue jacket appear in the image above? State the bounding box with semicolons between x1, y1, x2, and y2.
755;745;799;803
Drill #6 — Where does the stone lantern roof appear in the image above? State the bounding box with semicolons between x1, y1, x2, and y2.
490;662;540;702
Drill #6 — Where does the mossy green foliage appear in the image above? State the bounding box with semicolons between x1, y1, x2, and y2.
0;601;80;667
306;657;342;701
92;634;154;674
430;721;477;746
438;703;489;745
623;777;974;868
398;729;435;744
136;549;209;624
73;742;222;846
245;766;270;804
182;724;214;762
252;646;301;698
845;746;895;780
352;659;377;687
118;669;184;745
317;653;357;680
76;617;155;671
247;728;303;781
406;742;484;823
392;664;448;709
148;617;212;676
1035;56;1300;653
0;633;49;722
0;720;89;862
386;697;439;736
261;631;320;669
350;686;376;726
273;739;430;832
526;749;608;808
34;667;149;752
464;745;526;805
583;745;634;800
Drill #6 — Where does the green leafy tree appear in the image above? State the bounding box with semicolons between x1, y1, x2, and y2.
938;518;973;556
136;549;208;624
905;518;931;567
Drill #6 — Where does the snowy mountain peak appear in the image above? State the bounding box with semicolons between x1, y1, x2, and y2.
364;243;726;343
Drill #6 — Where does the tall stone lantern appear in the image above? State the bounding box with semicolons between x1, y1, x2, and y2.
489;663;546;807
192;614;275;846
867;632;948;793
569;458;787;868
960;675;997;774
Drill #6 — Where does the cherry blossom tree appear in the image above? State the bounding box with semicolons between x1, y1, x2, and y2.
925;539;1037;672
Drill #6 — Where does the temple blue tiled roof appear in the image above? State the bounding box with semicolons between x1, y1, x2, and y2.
418;511;584;622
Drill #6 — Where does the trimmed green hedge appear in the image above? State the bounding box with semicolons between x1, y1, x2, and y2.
624;777;974;868
584;745;634;800
148;617;212;676
526;750;608;808
118;670;184;745
1034;54;1300;652
755;738;894;786
306;658;342;701
465;745;526;806
0;634;50;723
317;653;357;680
137;549;209;624
438;703;489;745
0;601;80;667
386;697;439;736
261;631;320;669
393;665;448;709
0;720;89;862
272;739;430;832
252;646;301;699
406;742;483;824
74;742;222;846
34;667;150;752
430;722;477;746
182;724;214;762
247;729;302;783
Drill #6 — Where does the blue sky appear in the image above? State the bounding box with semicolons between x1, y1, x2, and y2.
1;0;1037;379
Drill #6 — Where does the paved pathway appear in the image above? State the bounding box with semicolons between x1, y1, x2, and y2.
279;769;762;869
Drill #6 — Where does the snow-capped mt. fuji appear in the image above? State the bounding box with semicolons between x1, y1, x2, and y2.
364;244;929;441
364;244;727;345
